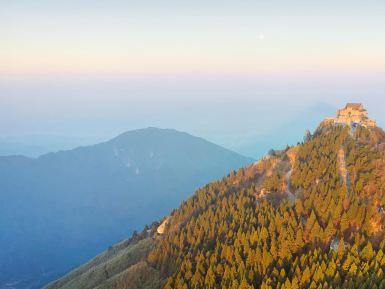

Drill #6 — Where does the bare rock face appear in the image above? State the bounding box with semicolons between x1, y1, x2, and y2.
157;217;171;234
322;103;376;128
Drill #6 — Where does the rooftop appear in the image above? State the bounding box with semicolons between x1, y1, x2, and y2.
345;103;364;110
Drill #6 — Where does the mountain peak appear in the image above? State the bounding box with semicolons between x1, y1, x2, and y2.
43;111;385;289
321;102;376;128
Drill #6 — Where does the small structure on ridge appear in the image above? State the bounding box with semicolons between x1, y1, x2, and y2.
322;103;376;128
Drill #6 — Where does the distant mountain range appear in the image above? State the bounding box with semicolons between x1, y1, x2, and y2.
229;103;336;158
0;141;47;158
0;135;104;158
0;127;252;289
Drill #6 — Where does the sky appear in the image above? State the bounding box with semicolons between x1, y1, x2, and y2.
1;0;385;157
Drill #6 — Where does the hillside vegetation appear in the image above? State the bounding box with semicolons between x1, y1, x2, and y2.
47;124;385;289
44;236;164;289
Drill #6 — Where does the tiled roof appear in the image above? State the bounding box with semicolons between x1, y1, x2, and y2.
345;103;363;109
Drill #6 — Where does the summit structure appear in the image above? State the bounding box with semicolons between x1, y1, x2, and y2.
323;103;376;127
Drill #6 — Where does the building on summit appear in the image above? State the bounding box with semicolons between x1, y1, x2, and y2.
322;103;376;128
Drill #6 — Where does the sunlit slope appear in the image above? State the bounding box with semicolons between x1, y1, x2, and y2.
47;124;385;289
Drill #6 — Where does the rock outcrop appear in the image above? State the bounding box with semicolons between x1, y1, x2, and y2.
157;217;170;234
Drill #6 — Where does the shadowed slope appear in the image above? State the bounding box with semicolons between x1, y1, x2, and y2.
0;128;252;289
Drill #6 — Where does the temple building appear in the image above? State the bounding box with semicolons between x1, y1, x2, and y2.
323;103;376;128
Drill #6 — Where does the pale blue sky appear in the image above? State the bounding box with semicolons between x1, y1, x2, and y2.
1;1;385;157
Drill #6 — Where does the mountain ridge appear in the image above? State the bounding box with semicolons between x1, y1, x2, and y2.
0;127;252;289
44;104;385;289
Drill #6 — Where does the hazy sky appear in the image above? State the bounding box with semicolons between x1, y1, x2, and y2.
1;1;385;156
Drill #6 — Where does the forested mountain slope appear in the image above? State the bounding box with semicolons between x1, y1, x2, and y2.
46;123;385;289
